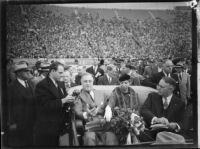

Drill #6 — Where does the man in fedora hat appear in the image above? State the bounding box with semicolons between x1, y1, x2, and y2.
173;62;191;106
6;61;36;147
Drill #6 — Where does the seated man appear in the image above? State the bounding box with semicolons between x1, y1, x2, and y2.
138;77;186;142
74;72;118;146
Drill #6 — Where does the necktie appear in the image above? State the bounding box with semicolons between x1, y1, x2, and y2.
25;80;29;88
163;97;168;110
57;86;63;96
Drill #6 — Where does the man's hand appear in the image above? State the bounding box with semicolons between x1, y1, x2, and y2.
167;122;178;130
104;106;112;122
61;95;75;104
154;117;169;125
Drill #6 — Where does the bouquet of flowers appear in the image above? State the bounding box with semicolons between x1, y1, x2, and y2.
109;107;145;145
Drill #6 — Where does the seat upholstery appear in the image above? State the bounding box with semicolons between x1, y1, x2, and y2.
67;85;157;146
68;85;157;106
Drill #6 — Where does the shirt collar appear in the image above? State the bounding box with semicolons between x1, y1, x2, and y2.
163;71;171;77
162;94;173;104
17;78;26;88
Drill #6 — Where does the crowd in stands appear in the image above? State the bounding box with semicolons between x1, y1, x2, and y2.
6;5;192;61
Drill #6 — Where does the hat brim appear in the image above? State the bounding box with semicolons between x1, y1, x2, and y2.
14;67;32;72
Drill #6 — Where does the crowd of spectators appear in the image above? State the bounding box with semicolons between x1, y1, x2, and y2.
6;5;192;61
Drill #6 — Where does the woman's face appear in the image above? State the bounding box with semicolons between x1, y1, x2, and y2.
120;80;130;92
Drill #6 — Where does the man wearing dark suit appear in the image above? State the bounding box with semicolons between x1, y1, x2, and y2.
34;62;75;146
74;72;118;146
86;58;104;85
7;62;36;147
97;65;119;85
142;59;175;89
139;77;186;142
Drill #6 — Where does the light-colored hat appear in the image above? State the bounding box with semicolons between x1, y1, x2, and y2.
13;62;32;72
153;131;186;145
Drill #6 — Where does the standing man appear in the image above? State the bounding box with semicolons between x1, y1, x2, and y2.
139;77;186;142
74;72;118;146
173;62;191;106
86;58;104;85
34;62;75;146
142;59;175;89
7;62;36;147
120;63;143;85
97;65;119;85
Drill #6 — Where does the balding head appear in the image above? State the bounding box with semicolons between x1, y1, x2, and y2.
162;59;174;74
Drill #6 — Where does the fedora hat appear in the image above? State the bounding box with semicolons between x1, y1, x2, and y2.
38;62;50;72
152;131;186;145
14;62;31;72
174;62;184;68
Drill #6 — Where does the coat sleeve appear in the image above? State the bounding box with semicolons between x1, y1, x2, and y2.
74;96;85;120
140;93;156;126
35;82;63;112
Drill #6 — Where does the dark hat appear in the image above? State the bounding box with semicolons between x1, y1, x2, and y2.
38;62;50;72
174;62;184;69
125;64;136;70
119;74;130;82
152;131;186;145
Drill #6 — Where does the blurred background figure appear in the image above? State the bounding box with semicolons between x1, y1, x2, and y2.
97;65;119;85
75;65;85;86
61;70;76;92
7;61;36;147
86;58;104;85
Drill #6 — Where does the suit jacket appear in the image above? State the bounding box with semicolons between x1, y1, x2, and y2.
97;74;119;85
142;71;176;89
7;79;36;146
74;89;108;120
86;66;104;85
75;74;82;86
143;65;158;79
34;76;68;146
140;92;185;130
173;72;191;103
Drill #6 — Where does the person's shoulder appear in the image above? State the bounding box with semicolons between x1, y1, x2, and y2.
172;95;185;104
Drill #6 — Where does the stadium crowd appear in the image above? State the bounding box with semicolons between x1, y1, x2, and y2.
7;5;191;60
4;4;194;148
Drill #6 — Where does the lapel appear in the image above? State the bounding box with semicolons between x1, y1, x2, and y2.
166;95;178;118
46;76;62;99
14;79;34;96
79;89;96;107
104;75;110;84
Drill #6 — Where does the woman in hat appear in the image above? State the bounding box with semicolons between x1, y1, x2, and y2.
104;74;140;121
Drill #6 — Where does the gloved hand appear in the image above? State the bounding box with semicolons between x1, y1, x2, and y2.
104;105;112;122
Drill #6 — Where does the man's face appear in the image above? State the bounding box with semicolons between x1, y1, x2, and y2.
81;75;94;91
120;64;129;74
157;79;173;97
163;60;173;74
61;71;71;83
20;70;33;80
93;59;99;66
52;65;64;82
120;80;130;92
175;67;182;73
